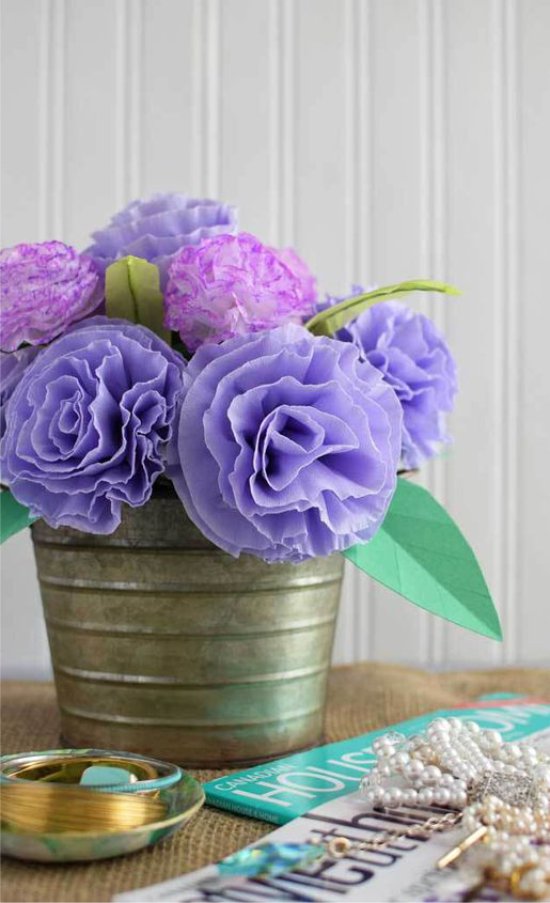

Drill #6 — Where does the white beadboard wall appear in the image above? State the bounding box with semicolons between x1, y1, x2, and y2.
1;0;549;678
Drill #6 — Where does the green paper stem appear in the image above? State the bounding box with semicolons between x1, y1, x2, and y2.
305;279;460;337
105;256;171;344
0;489;36;544
343;478;502;641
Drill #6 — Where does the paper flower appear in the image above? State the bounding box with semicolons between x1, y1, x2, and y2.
0;347;39;440
86;193;238;286
334;299;458;468
0;318;185;533
166;324;402;562
0;241;101;352
274;247;317;307
164;233;317;352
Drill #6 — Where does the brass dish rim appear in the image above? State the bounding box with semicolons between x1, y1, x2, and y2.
0;748;182;793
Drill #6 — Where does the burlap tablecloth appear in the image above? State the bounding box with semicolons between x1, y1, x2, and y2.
2;664;549;902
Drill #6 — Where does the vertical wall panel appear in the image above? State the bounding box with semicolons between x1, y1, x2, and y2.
64;0;120;247
516;0;550;661
1;0;44;242
217;0;272;236
443;0;506;665
1;0;548;677
364;0;431;663
141;1;198;196
1;0;53;678
290;0;356;662
292;0;349;290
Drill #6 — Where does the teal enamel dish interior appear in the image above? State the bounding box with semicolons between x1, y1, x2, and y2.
0;771;205;863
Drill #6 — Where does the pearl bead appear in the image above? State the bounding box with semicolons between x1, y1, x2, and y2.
454;791;467;808
391;751;410;769
462;813;478;833
377;744;395;759
430;718;451;732
404;759;424;779
418;788;434;806
422;765;442;785
499;855;514;875
383;787;403;808
434;788;451;806
535;764;550;786
482;729;502;746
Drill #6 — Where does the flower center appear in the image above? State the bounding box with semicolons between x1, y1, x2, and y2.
255;406;326;492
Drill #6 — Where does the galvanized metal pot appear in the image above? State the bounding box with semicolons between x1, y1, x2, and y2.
32;482;344;766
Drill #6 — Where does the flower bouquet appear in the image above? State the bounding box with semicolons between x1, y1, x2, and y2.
0;193;500;765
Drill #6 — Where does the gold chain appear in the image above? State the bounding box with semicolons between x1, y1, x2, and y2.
326;811;463;858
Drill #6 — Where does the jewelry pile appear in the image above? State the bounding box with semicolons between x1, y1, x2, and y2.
360;717;550;900
210;717;549;900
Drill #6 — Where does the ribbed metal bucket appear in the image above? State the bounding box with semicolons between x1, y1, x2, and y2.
32;482;344;766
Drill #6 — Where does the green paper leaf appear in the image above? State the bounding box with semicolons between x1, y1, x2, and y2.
305;279;460;337
105;256;171;344
0;489;36;544
343;478;502;641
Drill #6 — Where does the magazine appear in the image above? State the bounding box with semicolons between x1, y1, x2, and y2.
115;697;550;902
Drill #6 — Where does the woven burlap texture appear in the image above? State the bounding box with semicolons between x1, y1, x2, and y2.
2;664;549;902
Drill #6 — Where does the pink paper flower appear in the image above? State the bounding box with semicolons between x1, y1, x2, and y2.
273;247;317;307
0;241;101;351
164;233;316;352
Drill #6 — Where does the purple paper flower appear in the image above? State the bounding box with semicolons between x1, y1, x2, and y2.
0;317;185;533
167;324;402;562
164;233;317;352
0;346;39;440
0;241;101;352
86;193;238;286
334;299;457;468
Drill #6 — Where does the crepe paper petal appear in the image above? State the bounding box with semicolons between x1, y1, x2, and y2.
166;324;401;562
0;318;184;534
343;477;502;641
164;233;316;353
333;300;458;469
87;193;238;287
305;280;460;338
0;489;36;544
105;256;171;344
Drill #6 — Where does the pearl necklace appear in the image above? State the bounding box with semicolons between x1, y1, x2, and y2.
360;716;550;899
361;717;550;811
